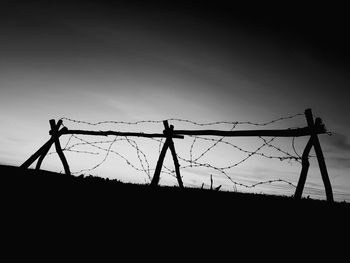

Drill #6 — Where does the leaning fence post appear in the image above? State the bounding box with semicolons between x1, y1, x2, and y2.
150;120;184;188
35;120;65;170
163;121;184;188
150;138;170;187
35;142;53;170
49;119;71;176
304;109;333;202
20;138;55;169
294;138;313;199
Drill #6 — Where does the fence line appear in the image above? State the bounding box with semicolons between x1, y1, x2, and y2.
20;108;333;202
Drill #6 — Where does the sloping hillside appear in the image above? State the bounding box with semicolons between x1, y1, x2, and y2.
1;164;347;215
1;164;349;254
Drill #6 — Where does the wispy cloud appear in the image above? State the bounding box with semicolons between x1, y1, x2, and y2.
328;156;350;169
324;132;350;152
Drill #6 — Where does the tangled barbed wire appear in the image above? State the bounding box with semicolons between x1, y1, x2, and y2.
48;113;306;192
60;112;303;127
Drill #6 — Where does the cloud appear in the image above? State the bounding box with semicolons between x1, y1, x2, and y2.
325;132;350;152
328;156;350;169
323;133;350;152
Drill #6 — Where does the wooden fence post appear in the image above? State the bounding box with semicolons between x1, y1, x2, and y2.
164;121;184;188
49;119;71;176
304;109;333;202
20;119;70;175
150;138;170;187
20;138;55;169
150;120;184;188
294;138;313;199
35;142;53;170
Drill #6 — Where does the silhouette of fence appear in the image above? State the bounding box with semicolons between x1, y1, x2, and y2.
21;108;333;202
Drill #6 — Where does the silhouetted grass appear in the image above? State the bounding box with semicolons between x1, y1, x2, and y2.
1;164;348;216
2;164;349;253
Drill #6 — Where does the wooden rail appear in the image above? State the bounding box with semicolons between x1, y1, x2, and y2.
62;129;185;139
173;126;326;137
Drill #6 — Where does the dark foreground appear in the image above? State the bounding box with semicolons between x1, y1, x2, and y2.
1;165;349;257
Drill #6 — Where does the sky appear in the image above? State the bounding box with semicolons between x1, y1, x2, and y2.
1;1;350;201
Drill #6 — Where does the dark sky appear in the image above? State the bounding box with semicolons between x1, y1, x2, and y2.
1;1;349;200
2;1;349;63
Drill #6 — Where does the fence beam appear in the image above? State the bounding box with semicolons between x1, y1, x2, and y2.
304;109;333;202
173;126;326;137
63;130;184;139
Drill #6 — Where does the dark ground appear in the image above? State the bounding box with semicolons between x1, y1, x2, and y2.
1;165;348;258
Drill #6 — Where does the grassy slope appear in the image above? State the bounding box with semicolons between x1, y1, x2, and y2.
1;164;348;213
1;164;349;255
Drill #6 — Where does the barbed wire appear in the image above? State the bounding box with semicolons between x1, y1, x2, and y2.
123;137;152;180
59;112;303;128
176;137;278;186
66;135;152;175
192;136;300;162
167;113;304;127
52;113;306;192
259;137;301;163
